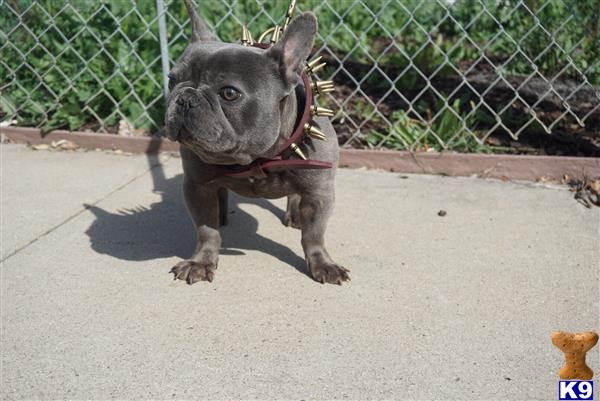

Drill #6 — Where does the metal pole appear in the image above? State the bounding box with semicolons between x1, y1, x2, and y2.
156;0;170;102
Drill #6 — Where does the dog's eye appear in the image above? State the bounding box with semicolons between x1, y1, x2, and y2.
219;86;241;101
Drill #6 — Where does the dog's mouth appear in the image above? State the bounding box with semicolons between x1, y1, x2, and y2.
165;104;252;165
181;135;253;165
172;127;183;142
165;91;277;166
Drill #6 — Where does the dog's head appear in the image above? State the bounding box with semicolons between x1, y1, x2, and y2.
164;0;317;165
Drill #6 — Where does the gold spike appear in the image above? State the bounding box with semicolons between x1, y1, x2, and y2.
307;56;323;69
289;143;307;160
257;26;275;44
311;80;335;95
311;63;327;74
282;0;297;32
311;105;335;117
305;57;326;75
304;123;327;141
270;25;282;43
241;25;254;46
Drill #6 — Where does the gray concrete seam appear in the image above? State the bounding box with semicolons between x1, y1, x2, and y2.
1;155;172;263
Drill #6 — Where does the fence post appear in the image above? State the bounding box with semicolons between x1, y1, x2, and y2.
156;0;170;103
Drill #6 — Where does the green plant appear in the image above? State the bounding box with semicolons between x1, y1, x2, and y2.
0;0;596;151
366;98;493;152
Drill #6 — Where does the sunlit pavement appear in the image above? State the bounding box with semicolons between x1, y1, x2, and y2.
2;143;598;399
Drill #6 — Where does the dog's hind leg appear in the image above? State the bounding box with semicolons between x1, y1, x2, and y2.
218;187;229;226
283;194;302;229
299;191;350;285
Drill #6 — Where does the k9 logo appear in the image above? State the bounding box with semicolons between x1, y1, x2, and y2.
559;381;594;400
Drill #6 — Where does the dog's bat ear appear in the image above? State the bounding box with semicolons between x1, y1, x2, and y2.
265;12;317;87
183;0;217;42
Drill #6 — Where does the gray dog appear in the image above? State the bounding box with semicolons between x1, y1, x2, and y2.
164;0;349;285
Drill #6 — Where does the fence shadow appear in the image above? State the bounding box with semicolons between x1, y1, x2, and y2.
84;151;308;278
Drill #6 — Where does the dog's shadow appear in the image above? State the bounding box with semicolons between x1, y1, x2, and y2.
84;153;308;277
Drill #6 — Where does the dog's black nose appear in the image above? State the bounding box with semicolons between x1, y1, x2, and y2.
176;89;201;109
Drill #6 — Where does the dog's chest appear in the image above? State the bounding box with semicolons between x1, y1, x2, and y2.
221;172;295;199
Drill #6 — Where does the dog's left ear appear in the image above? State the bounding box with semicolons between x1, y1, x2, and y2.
265;12;317;87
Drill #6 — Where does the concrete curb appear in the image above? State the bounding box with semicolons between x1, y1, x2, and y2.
3;126;599;181
339;149;600;181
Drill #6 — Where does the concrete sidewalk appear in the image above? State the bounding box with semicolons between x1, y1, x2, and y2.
1;143;598;400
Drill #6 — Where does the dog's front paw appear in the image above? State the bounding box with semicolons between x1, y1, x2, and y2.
170;260;216;284
310;263;350;285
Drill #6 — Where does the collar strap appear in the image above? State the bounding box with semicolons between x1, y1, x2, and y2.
214;42;333;179
218;158;333;179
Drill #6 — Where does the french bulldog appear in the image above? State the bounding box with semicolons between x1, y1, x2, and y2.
164;0;349;285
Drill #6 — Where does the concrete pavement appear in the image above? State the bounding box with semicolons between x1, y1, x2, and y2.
1;143;598;400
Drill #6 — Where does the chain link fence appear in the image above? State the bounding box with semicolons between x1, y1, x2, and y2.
1;0;599;154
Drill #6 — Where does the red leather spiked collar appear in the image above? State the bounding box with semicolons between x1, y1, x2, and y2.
215;41;335;179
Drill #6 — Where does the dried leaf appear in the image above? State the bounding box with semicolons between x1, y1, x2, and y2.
0;119;17;128
50;139;78;151
132;128;148;137
50;139;67;147
118;119;134;136
588;180;600;196
568;175;600;208
60;141;78;150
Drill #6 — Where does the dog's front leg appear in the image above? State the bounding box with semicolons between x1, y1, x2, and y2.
300;192;350;285
171;179;221;284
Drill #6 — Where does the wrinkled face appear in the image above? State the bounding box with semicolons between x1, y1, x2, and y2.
164;7;317;166
165;43;290;165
